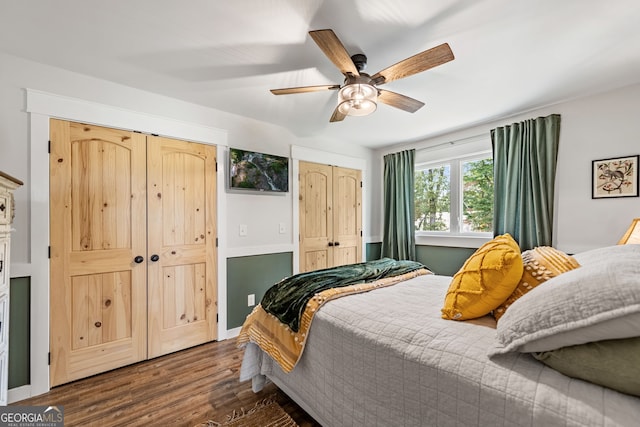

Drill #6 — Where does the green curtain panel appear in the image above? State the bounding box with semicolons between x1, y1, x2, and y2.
382;149;416;260
491;114;561;250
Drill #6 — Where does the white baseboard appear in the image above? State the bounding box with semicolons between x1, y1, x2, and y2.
226;327;242;339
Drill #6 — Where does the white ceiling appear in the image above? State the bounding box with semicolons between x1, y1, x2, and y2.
2;0;640;149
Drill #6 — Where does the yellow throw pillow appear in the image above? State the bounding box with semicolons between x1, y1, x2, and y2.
442;233;523;320
493;246;580;321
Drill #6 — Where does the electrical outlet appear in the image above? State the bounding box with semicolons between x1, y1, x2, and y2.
247;294;255;307
279;222;286;234
239;224;248;236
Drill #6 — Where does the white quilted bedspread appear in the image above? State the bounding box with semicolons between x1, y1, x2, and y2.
240;274;640;426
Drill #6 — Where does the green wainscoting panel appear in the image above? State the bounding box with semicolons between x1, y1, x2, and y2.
365;242;382;261
367;242;472;275
9;277;30;389
416;245;475;276
227;252;293;329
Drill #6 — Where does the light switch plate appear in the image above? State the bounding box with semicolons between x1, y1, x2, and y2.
239;224;248;236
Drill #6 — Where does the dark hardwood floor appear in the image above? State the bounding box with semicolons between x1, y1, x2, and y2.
14;339;321;427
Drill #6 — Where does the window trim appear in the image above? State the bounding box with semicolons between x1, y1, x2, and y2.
415;234;492;248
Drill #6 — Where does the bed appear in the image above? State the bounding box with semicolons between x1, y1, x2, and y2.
238;242;640;426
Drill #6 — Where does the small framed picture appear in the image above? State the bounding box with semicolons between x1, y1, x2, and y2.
592;155;639;199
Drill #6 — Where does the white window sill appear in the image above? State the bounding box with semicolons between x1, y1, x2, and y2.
416;234;491;249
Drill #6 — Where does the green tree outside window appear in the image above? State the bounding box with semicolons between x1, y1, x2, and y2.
415;165;450;231
462;158;493;232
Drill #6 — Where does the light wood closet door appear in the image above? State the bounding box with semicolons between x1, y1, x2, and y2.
299;162;333;272
50;120;148;386
50;121;218;386
299;161;362;273
147;136;217;358
332;166;362;266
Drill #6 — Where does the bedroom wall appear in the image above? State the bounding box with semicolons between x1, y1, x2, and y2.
0;51;375;400
373;82;640;257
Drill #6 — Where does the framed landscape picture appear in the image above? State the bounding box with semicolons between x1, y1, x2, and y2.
592;155;639;199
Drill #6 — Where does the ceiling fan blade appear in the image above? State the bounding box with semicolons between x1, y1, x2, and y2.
270;84;340;95
309;29;360;77
329;106;347;122
371;43;454;85
378;89;425;113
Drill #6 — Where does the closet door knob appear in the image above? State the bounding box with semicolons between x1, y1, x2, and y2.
328;242;334;247
150;254;160;262
0;203;5;212
134;256;144;264
334;241;340;246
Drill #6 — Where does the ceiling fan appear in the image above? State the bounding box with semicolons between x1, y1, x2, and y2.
270;29;454;122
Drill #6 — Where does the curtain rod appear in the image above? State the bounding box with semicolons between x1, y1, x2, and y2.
417;133;489;152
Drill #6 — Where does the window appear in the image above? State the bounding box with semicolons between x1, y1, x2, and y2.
414;137;493;240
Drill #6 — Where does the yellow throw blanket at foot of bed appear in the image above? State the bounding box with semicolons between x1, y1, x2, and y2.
237;267;431;373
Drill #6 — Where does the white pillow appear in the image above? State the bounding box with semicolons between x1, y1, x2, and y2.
573;244;640;266
490;244;640;356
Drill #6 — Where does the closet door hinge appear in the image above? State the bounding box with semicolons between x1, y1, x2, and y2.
48;246;51;259
216;314;219;323
48;140;51;153
216;238;218;247
48;352;51;365
360;181;362;188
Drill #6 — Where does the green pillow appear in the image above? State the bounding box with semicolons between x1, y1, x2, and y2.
533;337;640;397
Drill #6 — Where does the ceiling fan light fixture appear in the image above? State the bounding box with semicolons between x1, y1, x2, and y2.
337;83;378;116
270;30;454;123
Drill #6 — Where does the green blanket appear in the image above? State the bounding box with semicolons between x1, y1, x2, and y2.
261;258;427;332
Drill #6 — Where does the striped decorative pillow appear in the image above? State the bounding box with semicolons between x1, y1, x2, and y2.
493;246;579;321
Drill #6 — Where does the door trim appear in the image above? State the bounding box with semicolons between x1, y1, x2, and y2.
26;90;228;398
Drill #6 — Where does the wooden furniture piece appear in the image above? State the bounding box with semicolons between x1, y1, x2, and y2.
49;120;217;386
0;171;23;405
298;161;362;273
